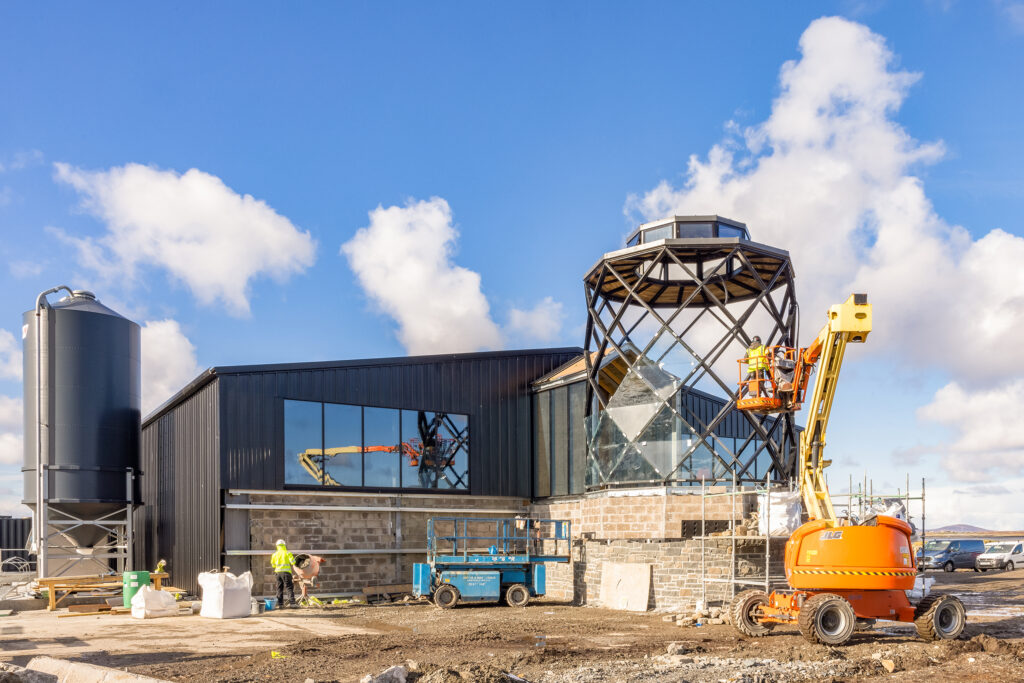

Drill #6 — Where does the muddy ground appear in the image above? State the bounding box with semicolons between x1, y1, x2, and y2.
9;568;1024;682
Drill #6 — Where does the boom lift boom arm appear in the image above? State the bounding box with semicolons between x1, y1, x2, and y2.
795;293;871;523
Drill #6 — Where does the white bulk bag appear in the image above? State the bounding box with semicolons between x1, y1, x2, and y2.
198;570;254;619
756;491;802;536
131;585;179;619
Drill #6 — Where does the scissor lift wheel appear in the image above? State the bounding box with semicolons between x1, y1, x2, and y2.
505;584;530;607
433;584;460;609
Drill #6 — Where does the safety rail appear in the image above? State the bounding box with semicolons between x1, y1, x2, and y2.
736;345;805;413
427;517;571;564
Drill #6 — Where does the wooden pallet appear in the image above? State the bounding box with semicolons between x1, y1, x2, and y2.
34;572;169;611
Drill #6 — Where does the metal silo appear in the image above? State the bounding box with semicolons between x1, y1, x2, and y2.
22;287;141;576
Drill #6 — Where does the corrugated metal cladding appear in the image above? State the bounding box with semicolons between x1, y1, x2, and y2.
138;348;580;590
0;516;31;552
216;349;581;496
136;380;220;595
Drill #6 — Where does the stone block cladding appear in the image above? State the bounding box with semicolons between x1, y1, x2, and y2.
530;488;785;612
245;493;528;596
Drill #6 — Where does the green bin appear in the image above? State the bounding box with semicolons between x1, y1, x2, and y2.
123;570;151;608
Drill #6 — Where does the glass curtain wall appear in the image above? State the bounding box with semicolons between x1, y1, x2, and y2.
284;399;469;490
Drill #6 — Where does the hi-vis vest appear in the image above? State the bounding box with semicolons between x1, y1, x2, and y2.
747;344;768;372
271;548;295;573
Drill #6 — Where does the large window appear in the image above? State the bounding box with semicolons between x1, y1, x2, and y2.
283;399;469;490
533;383;587;497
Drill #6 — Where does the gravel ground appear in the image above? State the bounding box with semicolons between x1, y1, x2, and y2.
116;567;1024;683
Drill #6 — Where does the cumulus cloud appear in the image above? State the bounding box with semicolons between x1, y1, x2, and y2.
8;259;44;278
627;16;1024;484
141;319;202;416
53;163;317;316
0;395;22;466
0;328;22;381
507;297;565;344
918;379;1024;482
342;198;506;355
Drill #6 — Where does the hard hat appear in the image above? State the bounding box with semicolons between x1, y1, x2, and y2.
275;538;286;546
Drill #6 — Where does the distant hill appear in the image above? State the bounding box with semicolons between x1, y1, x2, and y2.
932;524;989;533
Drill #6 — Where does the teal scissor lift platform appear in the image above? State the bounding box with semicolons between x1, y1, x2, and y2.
413;517;571;608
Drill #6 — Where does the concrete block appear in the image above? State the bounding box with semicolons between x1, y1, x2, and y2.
25;658;170;683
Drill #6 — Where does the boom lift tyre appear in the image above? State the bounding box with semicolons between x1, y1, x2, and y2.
729;294;966;645
913;593;967;641
798;594;857;646
730;590;775;637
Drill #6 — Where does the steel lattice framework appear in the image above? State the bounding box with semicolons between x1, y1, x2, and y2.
582;231;800;489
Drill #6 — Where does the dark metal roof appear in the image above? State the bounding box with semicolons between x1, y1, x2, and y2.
144;347;583;427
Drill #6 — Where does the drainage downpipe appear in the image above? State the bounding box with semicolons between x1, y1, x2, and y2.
34;285;72;579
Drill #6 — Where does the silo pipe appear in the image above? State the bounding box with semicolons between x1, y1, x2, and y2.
33;285;73;579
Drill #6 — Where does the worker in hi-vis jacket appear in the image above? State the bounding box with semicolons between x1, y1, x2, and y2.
271;538;297;608
740;336;769;398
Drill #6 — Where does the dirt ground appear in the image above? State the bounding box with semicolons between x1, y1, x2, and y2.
3;568;1024;682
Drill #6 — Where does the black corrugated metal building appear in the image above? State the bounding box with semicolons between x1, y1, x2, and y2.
136;348;580;593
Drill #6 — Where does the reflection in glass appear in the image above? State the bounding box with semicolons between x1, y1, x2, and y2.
635;405;682;478
643;224;673;242
676;222;714;238
324;403;362;486
717;224;745;239
401;410;469;490
285;400;322;485
533;394;551;497
364;407;400;487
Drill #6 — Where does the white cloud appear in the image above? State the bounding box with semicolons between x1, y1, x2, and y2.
627;16;1024;485
141;319;202;416
0;433;22;466
507;297;565;344
918;380;1024;482
53;163;317;316
0;328;22;381
8;259;44;278
0;395;23;466
923;479;1024;530
342;198;506;355
1000;0;1024;33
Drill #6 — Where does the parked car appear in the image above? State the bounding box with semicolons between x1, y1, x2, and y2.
975;541;1024;572
917;539;985;572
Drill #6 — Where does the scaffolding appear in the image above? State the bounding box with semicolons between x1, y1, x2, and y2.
697;472;927;607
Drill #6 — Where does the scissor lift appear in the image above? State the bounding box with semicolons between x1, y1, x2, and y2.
413;517;571;608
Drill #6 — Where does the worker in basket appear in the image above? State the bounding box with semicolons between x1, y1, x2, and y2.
739;336;770;398
271;538;297;608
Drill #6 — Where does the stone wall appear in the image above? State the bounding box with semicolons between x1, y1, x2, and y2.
234;492;528;596
530;488;784;611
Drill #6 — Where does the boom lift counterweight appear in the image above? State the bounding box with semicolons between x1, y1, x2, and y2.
730;294;966;645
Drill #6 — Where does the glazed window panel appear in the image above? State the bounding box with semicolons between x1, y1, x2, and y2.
284;400;323;485
363;407;400;488
323;403;362;486
401;409;470;490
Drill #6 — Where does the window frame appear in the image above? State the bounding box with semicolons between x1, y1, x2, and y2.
279;397;471;493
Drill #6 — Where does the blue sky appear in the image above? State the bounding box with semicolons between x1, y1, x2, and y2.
1;2;1022;527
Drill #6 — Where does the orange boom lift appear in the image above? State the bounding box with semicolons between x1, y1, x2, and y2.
730;294;966;645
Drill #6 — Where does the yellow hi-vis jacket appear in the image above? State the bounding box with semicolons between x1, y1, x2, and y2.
271;547;295;573
746;344;768;372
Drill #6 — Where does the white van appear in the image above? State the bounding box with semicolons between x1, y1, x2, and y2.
975;541;1024;572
